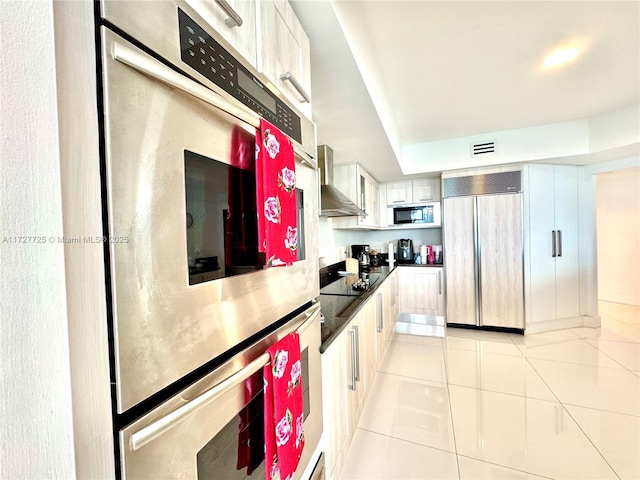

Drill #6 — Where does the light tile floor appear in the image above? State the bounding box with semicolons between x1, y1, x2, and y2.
338;301;640;480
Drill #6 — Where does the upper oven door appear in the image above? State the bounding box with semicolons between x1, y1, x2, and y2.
101;28;319;414
99;0;316;160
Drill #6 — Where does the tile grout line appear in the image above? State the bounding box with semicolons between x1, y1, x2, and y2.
582;337;638;373
440;338;462;480
455;453;556;480
524;354;624;480
354;426;458;457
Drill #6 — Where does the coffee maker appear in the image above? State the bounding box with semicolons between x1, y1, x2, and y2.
398;239;414;263
351;244;371;270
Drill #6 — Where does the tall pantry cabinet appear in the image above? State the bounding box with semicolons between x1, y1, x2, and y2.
524;165;580;326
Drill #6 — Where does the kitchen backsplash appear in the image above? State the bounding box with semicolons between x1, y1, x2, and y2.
318;217;442;265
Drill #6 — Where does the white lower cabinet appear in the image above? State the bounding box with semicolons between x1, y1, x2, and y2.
320;326;351;480
397;266;445;316
321;272;393;479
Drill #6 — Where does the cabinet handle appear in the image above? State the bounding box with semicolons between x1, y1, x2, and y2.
417;198;430;202
353;326;360;382
557;230;563;257
279;72;311;103
213;0;244;28
376;293;383;333
348;330;356;391
552;230;557;258
438;270;442;294
392;199;405;204
391;278;395;306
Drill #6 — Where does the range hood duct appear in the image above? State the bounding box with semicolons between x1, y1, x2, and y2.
317;145;366;217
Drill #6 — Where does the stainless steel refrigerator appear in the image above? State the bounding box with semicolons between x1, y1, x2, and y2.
443;171;524;330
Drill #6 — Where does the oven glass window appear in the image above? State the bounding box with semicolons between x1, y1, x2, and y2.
185;148;305;285
196;348;311;479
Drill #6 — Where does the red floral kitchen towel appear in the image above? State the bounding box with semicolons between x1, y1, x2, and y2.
263;332;305;480
255;119;298;267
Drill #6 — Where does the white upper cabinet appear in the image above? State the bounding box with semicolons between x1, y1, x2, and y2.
412;178;437;202
258;0;312;119
332;164;380;229
187;0;257;66
386;181;413;205
385;178;440;205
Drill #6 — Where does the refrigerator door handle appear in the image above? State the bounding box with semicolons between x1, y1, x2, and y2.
552;230;557;258
474;196;482;327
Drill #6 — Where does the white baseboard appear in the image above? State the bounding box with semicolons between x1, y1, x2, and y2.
599;294;640;307
525;315;601;335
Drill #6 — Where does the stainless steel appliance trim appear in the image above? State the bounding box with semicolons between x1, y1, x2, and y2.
279;71;311;103
552;230;557;258
348;330;356;391
111;40;316;170
474;197;481;326
213;0;243;27
438;270;442;295
558;230;563;257
353;325;360;382
129;305;320;451
443;170;522;198
376;293;383;333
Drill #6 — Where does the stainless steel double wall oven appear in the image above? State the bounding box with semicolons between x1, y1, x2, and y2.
97;1;321;477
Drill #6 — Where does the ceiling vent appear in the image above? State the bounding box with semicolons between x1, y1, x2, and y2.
471;140;496;157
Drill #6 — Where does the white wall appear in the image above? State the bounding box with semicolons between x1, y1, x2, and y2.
596;167;640;306
0;1;76;477
589;103;640;153
402;119;590;174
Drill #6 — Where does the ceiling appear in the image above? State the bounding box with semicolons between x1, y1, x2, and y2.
291;0;640;182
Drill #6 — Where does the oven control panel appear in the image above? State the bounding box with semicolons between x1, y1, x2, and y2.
178;8;302;143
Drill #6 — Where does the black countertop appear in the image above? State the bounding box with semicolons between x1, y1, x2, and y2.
319;265;392;353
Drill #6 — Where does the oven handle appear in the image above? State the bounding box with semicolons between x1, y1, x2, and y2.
111;41;316;169
129;304;321;451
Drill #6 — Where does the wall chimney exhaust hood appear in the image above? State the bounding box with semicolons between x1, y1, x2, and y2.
318;145;366;217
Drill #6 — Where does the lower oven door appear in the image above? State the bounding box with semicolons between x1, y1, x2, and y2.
101;28;319;413
120;303;323;479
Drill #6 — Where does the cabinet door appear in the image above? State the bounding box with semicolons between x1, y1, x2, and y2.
387;181;412;205
443;197;477;325
398;268;442;315
188;0;257;65
527;165;558;323
553;166;580;319
358;174;378;227
412;179;434;203
258;0;312;118
321;328;351;478
478;194;524;329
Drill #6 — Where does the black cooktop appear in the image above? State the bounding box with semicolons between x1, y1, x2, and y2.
319;273;381;297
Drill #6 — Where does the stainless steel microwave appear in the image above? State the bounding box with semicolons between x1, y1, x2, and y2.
388;202;442;227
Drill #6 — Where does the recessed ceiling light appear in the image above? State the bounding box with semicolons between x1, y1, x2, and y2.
543;47;579;67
